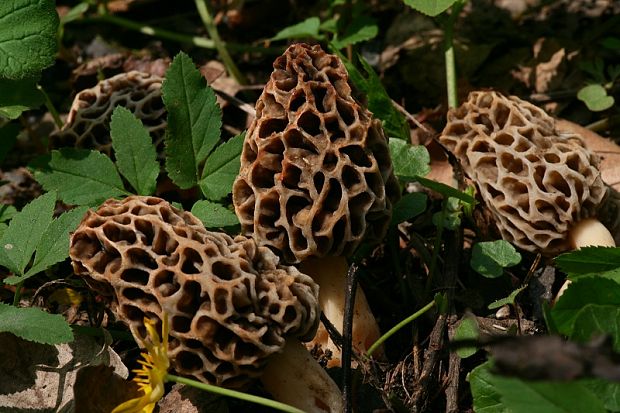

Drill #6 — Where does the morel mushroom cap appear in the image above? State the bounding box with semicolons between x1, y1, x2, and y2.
51;71;166;157
440;91;607;256
70;196;320;389
233;43;400;264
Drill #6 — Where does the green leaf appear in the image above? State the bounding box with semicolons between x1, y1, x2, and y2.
7;206;88;284
550;277;620;341
60;2;89;25
570;305;620;351
332;16;378;49
493;375;606;413
0;0;59;79
191;200;239;229
31;148;127;205
0;303;73;344
110;106;159;196
580;379;620;412
338;53;409;141
414;176;476;203
162;52;223;189
0;223;7;239
453;315;479;358
0;77;44;119
271;17;322;41
488;285;527;310
389;138;431;178
199;132;244;201
391;192;427;225
471;240;521;278
555;246;620;275
0;123;20;162
577;84;614;112
467;362;508;413
0;191;55;275
402;0;460;16
0;204;16;222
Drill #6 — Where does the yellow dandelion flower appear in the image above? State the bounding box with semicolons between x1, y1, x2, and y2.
113;314;170;413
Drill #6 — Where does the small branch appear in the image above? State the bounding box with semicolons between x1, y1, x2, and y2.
342;262;358;413
193;0;247;85
445;315;461;413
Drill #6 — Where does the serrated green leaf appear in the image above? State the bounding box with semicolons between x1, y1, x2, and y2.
199;133;244;201
0;191;55;275
555;246;620;275
493;375;606;413
471;240;521;278
0;223;7;239
389;138;431;178
577;84;614;112
162;52;222;189
0;77;44;119
468;362;508;413
453;315;479;358
570;305;620;351
339;52;410;141
402;0;459;16
191;200;239;228
0;303;73;344
550;277;620;340
5;206;88;284
271;17;322;41
110;106;159;196
0;122;20;162
488;285;527;310
391;192;427;225
332;16;378;49
31;148;127;205
0;0;59;79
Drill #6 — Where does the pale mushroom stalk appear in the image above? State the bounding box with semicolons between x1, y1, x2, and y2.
300;256;382;362
233;44;400;366
261;339;344;413
70;196;343;413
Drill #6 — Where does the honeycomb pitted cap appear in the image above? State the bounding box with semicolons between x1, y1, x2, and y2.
233;43;400;264
70;196;320;389
50;71;166;158
440;91;607;255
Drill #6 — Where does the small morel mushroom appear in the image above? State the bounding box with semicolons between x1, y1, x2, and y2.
439;90;615;254
233;43;400;365
50;71;167;158
70;196;342;413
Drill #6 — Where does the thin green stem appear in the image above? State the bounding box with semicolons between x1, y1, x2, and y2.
12;282;23;306
166;374;305;413
193;0;246;85
366;299;436;357
79;15;282;55
37;85;63;129
442;1;466;109
425;199;449;298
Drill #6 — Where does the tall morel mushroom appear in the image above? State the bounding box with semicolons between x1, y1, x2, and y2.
70;196;342;412
439;91;615;253
233;43;400;364
50;71;167;157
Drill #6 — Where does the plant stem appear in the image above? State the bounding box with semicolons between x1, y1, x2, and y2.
12;282;23;306
366;299;436;357
80;15;282;55
37;85;63;129
166;374;306;413
425;198;449;298
443;1;466;109
193;0;247;85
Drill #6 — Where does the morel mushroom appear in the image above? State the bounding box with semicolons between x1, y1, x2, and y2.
70;196;342;413
233;43;400;364
439;91;615;254
50;71;166;158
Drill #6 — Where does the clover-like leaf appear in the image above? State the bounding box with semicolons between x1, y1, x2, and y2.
471;240;521;278
577;84;615;112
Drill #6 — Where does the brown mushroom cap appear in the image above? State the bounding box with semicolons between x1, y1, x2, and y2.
50;71;166;158
440;91;607;255
233;43;400;263
70;196;319;389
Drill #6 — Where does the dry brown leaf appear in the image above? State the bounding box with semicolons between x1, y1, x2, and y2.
158;383;229;413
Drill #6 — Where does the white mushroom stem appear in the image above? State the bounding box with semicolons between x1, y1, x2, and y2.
299;256;382;367
556;218;616;300
261;339;343;413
